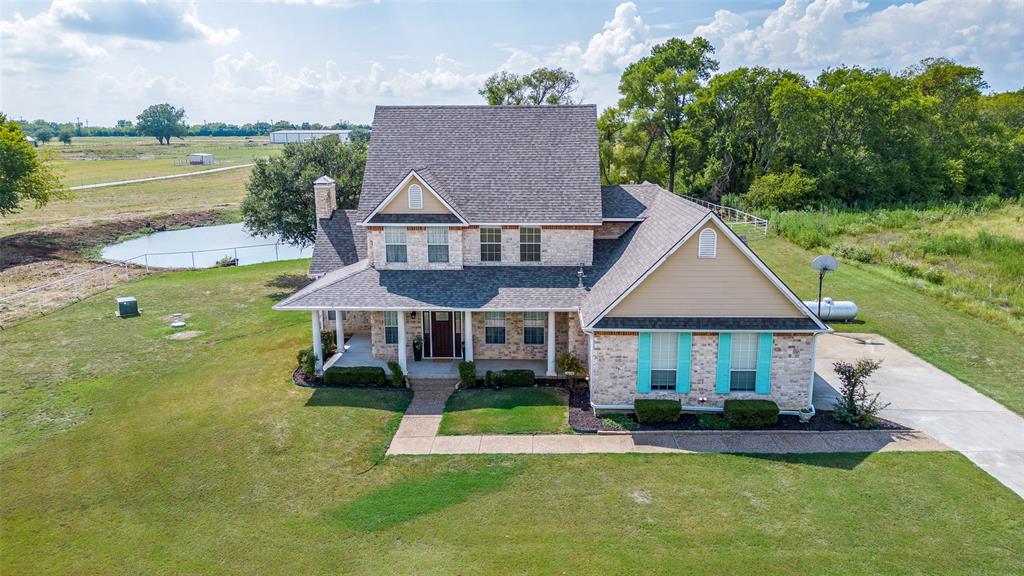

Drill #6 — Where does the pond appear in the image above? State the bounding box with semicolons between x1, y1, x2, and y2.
101;222;312;269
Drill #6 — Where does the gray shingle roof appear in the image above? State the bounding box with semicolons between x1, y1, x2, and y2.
276;263;585;310
367;213;463;225
601;185;655;219
579;184;710;327
593;317;822;331
309;210;366;276
358;106;602;224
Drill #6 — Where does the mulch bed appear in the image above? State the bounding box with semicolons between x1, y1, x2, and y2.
568;388;908;433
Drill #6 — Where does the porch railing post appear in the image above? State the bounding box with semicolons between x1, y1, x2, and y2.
463;310;473;362
546;310;556;376
397;311;408;373
311;311;324;375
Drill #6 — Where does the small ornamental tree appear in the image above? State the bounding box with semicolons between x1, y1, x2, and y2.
832;358;888;428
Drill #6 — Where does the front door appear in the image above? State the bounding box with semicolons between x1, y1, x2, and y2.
430;311;454;357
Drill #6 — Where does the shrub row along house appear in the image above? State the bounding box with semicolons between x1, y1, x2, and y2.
274;105;830;414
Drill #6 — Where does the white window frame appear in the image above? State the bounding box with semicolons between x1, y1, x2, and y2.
698;228;717;258
383;311;399;344
384;227;407;263
729;332;758;392
650;332;677;391
523;311;545;345
480;226;502;262
484;312;506;344
408;184;423;209
427;227;449;263
519;226;541;262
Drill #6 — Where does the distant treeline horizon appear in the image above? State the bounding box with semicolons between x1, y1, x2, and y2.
14;118;372;139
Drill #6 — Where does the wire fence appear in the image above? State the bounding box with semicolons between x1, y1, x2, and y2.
0;241;291;329
681;195;769;236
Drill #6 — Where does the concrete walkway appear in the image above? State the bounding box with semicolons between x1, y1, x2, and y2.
392;380;458;440
815;333;1024;498
68;163;253;191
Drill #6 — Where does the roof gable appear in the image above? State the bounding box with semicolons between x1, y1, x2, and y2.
363;170;466;225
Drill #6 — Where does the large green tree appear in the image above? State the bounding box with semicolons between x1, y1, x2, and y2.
0;114;65;216
616;37;718;192
479;67;580;105
136;103;187;145
241;135;366;246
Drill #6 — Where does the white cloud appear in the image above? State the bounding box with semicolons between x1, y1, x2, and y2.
256;0;379;6
0;7;108;73
690;0;1023;85
556;2;652;74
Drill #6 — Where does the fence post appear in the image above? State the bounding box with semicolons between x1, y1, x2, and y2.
124;262;129;281
144;254;149;272
191;252;196;269
275;243;279;261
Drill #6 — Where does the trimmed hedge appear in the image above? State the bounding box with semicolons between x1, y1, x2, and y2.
484;370;500;388
500;369;535;387
634;399;681;423
323;366;389;387
724;399;780;428
387;360;404;387
458;361;476;388
296;347;316;379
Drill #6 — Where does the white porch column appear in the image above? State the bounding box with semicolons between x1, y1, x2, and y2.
464;310;474;361
335;310;344;354
311;311;324;374
397;311;408;372
546;310;556;376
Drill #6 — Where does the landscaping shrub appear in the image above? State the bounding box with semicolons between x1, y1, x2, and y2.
320;329;337;356
832;359;889;428
296;347;316;379
323;366;388;387
458;361;476;388
698;413;731;430
484;370;500;388
633;399;681;424
600;414;639;431
556;352;587;388
499;369;535;387
723;399;780;428
387;360;404;387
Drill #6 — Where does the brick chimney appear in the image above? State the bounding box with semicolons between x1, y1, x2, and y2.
313;175;336;219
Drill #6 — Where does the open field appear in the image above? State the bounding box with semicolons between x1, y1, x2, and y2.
41;136;279;187
1;260;1021;575
749;233;1024;416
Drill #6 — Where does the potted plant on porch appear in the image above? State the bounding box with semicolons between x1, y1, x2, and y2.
412;335;423;362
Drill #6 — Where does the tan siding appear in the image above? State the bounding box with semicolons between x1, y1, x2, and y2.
379;174;453;214
608;221;804;317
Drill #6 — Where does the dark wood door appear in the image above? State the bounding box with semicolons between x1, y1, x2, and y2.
430;311;454;357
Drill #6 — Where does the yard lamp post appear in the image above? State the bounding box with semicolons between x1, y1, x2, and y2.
811;255;839;318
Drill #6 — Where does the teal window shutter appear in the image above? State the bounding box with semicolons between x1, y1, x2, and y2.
715;333;732;393
637;332;652;393
676;333;692;393
755;332;773;394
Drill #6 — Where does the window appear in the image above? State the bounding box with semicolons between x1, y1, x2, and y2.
519;226;541;262
729;332;758;391
698;228;717;258
427;227;449;263
650;333;678;391
480;226;502;262
383;311;399;344
384;227;407;263
408;184;423;209
523;312;545;345
484;312;506;344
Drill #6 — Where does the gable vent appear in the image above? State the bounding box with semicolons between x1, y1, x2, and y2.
698;228;717;258
408;184;423;209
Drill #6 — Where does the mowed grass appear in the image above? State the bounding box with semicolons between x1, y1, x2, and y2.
1;261;1022;574
0;167;251;237
439;387;571;435
750;234;1024;415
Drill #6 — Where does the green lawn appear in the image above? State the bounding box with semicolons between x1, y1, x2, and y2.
2;261;1022;575
439;387;571;435
750;235;1024;415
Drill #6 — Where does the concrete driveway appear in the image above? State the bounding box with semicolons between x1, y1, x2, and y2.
814;333;1024;498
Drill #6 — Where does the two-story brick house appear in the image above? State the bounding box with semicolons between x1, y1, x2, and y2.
275;105;830;414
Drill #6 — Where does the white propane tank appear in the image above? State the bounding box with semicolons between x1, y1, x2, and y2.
803;297;858;321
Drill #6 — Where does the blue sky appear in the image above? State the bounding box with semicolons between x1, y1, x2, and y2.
2;0;1021;126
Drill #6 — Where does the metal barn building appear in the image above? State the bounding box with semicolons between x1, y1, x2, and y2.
269;130;351;144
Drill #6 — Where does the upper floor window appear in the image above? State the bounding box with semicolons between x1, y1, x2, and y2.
408;184;423;209
698;228;717;258
384;227;407;263
484;312;506;344
519;226;541;262
523;312;545;345
480;226;502;262
650;332;678;391
427;227;449;263
730;332;758;391
383;311;399;344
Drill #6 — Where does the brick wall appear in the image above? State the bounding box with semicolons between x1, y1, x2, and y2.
462;226;593;266
590;332;814;411
368;227;464;270
323;311;370;334
593;221;636;239
470;311;549;360
369;311;423;361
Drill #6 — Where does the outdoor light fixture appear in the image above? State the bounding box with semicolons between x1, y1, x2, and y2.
576;263;587;289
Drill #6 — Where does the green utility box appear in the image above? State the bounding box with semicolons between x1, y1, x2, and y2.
116;297;139;318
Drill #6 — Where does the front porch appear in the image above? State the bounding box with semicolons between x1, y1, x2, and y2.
325;333;559;379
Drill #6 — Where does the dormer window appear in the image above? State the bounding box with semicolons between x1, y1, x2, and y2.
698;228;717;258
408;184;423;209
